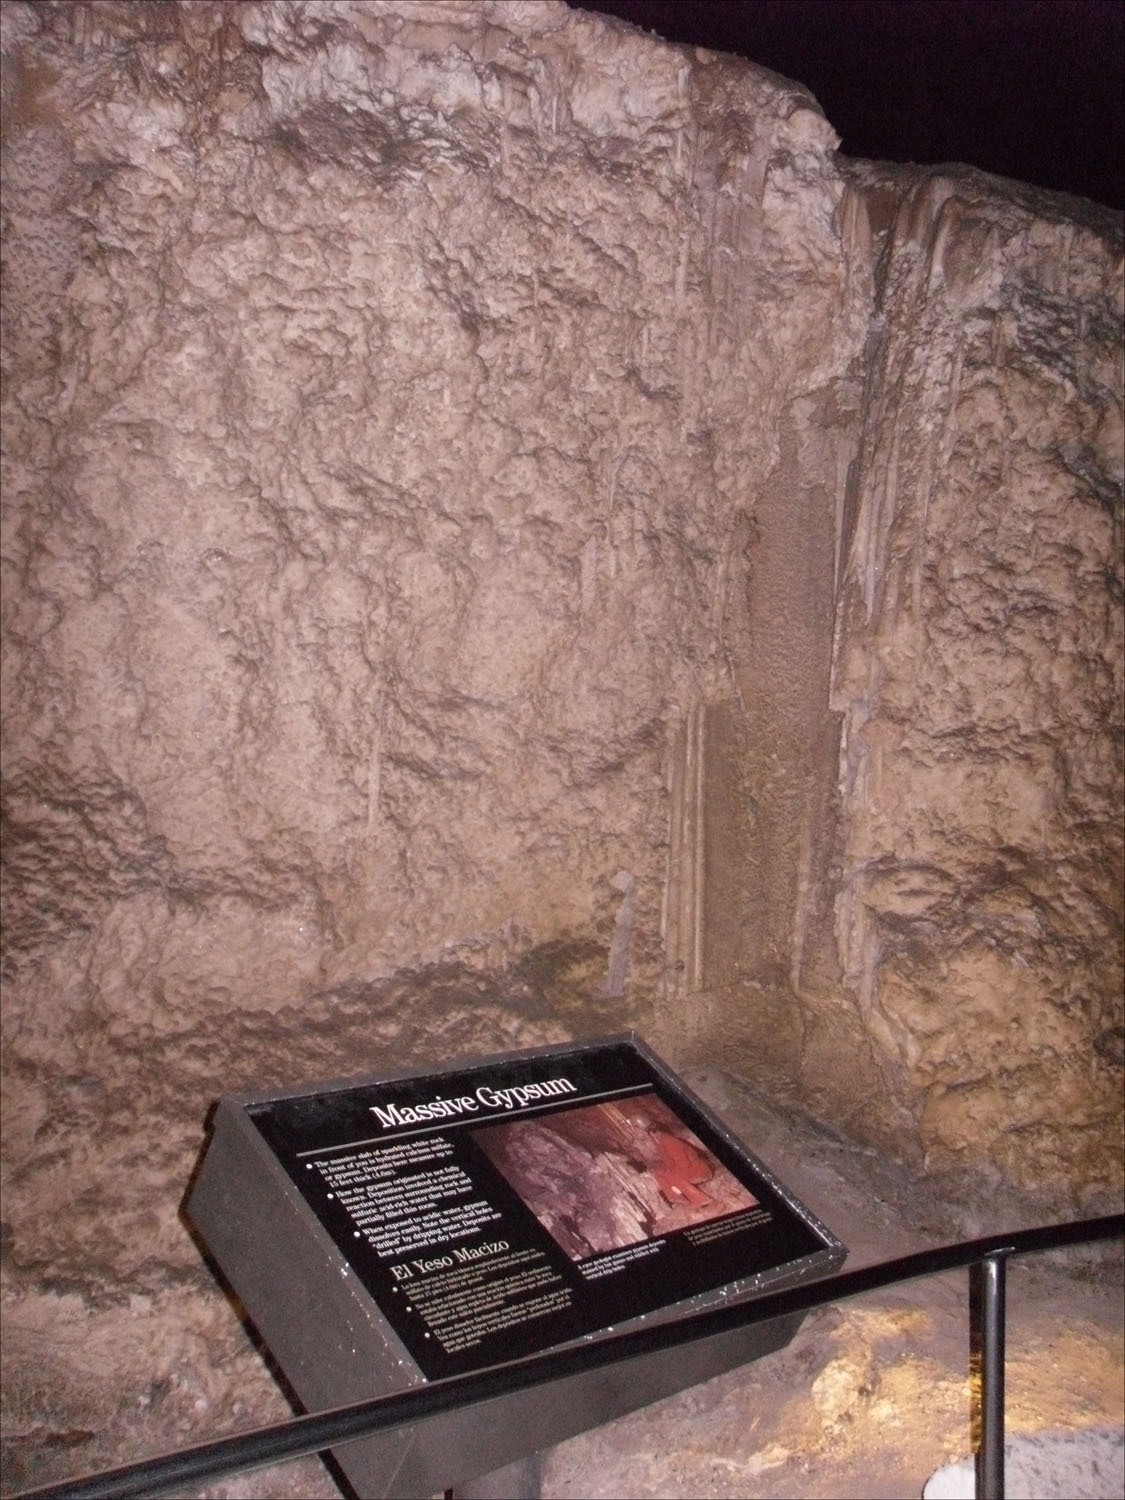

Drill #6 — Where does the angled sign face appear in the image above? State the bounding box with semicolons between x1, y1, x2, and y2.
189;1033;845;1496
244;1035;840;1379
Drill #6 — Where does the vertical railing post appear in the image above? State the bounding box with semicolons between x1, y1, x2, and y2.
976;1249;1009;1500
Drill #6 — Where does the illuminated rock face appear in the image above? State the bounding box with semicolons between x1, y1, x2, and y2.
0;0;1121;1342
825;163;1124;1197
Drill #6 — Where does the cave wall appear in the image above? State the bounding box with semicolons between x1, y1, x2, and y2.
0;3;1122;1487
0;0;866;1038
824;164;1124;1199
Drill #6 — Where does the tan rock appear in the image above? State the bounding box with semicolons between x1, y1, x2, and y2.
829;162;1123;1199
0;3;1121;1490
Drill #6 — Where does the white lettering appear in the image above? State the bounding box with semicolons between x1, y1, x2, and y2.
452;1239;510;1264
371;1078;576;1126
476;1078;578;1111
371;1103;408;1128
370;1095;478;1127
411;1255;453;1274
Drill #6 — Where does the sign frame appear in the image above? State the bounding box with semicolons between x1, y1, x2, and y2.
188;1032;845;1498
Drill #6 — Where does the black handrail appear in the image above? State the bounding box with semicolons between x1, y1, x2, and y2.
6;1212;1121;1500
977;1250;1008;1500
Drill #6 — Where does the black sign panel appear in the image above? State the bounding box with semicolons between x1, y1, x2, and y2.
248;1039;827;1380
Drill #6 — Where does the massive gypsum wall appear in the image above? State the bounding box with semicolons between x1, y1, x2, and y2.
0;6;1121;1491
1;0;1122;1351
0;0;869;1311
824;163;1124;1202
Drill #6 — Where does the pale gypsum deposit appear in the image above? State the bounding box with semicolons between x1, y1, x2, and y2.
0;2;1121;1496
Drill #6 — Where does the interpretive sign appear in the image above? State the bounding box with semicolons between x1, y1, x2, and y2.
247;1036;831;1379
188;1033;845;1497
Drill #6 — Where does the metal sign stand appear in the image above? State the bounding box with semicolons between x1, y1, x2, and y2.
186;1033;845;1499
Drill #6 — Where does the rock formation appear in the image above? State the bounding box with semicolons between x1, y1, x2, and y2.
1;2;1121;1492
826;161;1124;1198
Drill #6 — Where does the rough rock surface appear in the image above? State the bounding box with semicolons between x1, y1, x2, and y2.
819;160;1125;1198
1;1;1121;1494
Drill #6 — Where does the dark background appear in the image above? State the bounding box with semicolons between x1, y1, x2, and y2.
568;1;1124;210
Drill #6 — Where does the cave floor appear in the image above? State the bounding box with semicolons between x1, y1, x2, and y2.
3;1068;1121;1500
537;1068;1124;1500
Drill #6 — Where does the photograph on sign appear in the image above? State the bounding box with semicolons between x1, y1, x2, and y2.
473;1093;759;1261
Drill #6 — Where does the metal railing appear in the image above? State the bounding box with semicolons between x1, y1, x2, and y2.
7;1212;1122;1500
